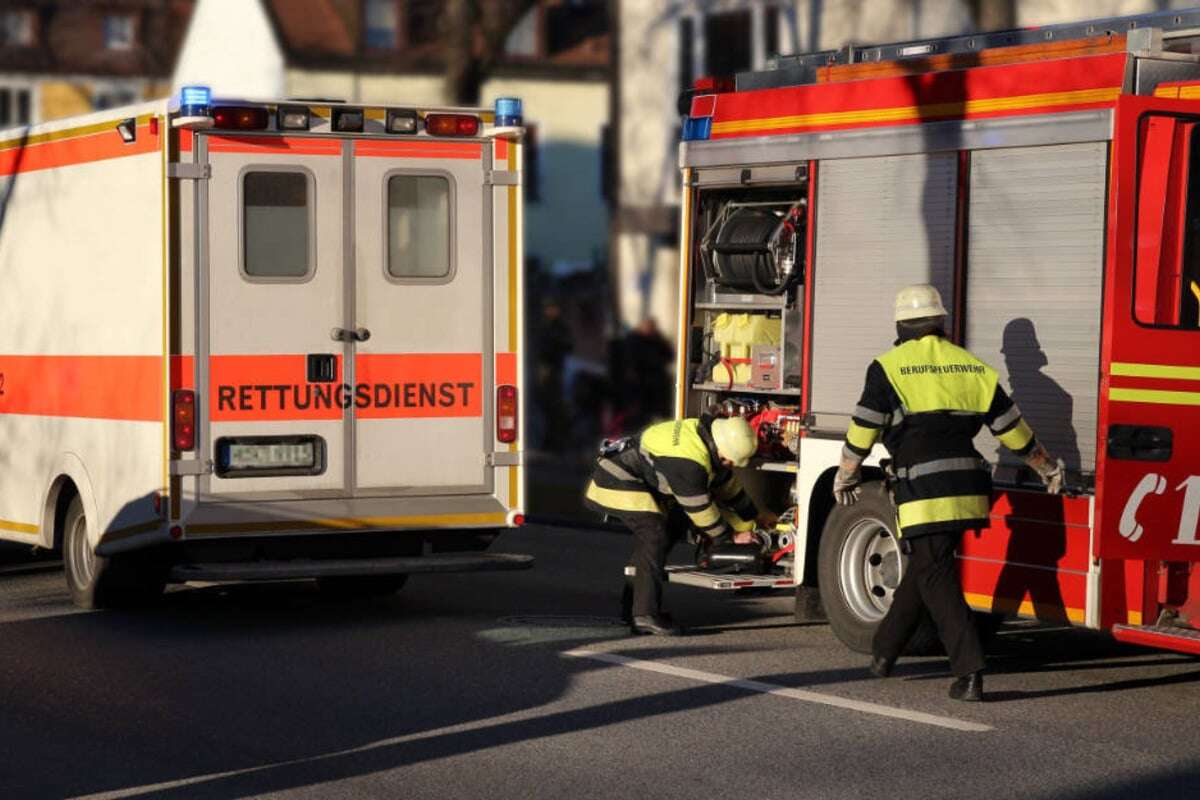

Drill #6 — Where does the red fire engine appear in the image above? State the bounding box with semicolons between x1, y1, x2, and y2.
669;9;1200;656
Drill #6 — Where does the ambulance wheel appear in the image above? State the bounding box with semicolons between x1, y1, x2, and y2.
316;574;408;598
817;482;940;656
62;496;166;609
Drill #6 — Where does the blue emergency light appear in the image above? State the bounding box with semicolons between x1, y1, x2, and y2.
682;116;712;141
179;85;212;118
494;97;522;127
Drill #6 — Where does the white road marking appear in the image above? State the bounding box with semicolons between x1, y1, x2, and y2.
563;648;993;733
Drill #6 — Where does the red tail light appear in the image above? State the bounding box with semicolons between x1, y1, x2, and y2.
425;113;480;137
497;385;518;444
212;106;270;130
173;390;196;451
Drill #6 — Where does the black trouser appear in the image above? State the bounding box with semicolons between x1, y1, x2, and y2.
872;531;986;677
621;509;688;617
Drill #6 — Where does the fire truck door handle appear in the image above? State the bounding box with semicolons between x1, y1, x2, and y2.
1107;424;1173;462
330;327;351;342
353;327;371;342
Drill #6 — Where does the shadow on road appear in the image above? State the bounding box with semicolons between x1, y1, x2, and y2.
0;575;767;800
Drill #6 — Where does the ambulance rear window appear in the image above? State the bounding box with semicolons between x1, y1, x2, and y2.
242;171;312;280
387;174;451;280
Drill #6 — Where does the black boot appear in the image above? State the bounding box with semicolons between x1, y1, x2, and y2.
619;583;633;624
631;613;683;636
949;672;984;701
869;654;894;678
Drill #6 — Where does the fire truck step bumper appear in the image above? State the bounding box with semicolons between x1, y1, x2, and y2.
167;553;534;583
665;566;796;591
1111;623;1200;655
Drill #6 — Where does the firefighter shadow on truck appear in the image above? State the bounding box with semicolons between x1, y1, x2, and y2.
989;318;1078;625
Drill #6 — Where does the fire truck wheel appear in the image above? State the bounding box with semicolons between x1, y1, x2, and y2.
316;574;408;598
817;481;939;656
62;496;166;610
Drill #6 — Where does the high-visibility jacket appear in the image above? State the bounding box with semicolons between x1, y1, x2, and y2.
843;334;1038;538
584;416;758;538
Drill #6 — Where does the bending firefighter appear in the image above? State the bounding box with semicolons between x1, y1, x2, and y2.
585;415;776;636
836;285;1064;701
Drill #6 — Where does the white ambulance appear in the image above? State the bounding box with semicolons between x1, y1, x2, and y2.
0;87;529;608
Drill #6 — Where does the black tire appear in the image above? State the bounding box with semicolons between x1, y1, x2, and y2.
817;481;940;656
316;574;408;598
62;496;166;609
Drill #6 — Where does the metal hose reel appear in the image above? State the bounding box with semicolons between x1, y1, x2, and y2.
701;200;805;295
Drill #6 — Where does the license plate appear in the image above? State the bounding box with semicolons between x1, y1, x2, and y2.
215;436;324;477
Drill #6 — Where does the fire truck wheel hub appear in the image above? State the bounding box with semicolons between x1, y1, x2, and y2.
839;519;901;623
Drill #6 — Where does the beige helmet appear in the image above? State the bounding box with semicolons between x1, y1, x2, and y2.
894;284;948;322
711;416;757;468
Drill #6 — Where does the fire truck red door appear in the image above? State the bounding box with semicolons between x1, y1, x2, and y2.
1098;96;1200;562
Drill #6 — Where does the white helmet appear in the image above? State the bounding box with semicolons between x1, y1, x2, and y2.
894;284;948;322
711;416;757;468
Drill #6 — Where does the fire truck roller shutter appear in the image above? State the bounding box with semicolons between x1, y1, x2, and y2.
810;153;958;423
965;142;1107;477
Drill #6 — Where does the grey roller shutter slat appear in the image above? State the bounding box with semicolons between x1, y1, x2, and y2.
811;153;958;418
966;142;1106;475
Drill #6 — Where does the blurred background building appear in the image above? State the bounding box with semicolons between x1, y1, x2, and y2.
0;1;193;125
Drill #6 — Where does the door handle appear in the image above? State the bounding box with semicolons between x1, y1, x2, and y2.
1107;424;1173;462
331;327;371;343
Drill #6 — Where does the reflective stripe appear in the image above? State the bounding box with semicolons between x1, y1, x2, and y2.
846;420;879;451
853;405;889;426
686;503;722;528
585;482;660;514
654;470;672;494
1109;387;1200;407
896;495;990;530
996;419;1034;451
895;457;989;481
675;492;711;508
989;404;1022;433
598;458;638;483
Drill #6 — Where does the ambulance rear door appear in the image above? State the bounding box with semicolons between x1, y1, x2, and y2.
349;137;493;496
198;132;348;497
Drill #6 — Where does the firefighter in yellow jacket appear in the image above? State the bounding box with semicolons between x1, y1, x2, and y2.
584;415;774;636
836;285;1064;701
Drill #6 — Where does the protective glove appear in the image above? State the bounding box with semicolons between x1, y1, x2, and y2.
1038;458;1066;495
833;465;862;505
1024;443;1066;495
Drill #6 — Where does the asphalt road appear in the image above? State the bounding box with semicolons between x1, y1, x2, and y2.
1;526;1199;800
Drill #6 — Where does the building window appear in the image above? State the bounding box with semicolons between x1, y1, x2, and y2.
103;15;135;50
242;171;314;280
705;10;752;77
92;86;139;111
386;174;452;280
365;0;397;49
0;11;35;47
0;87;33;127
764;6;781;60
